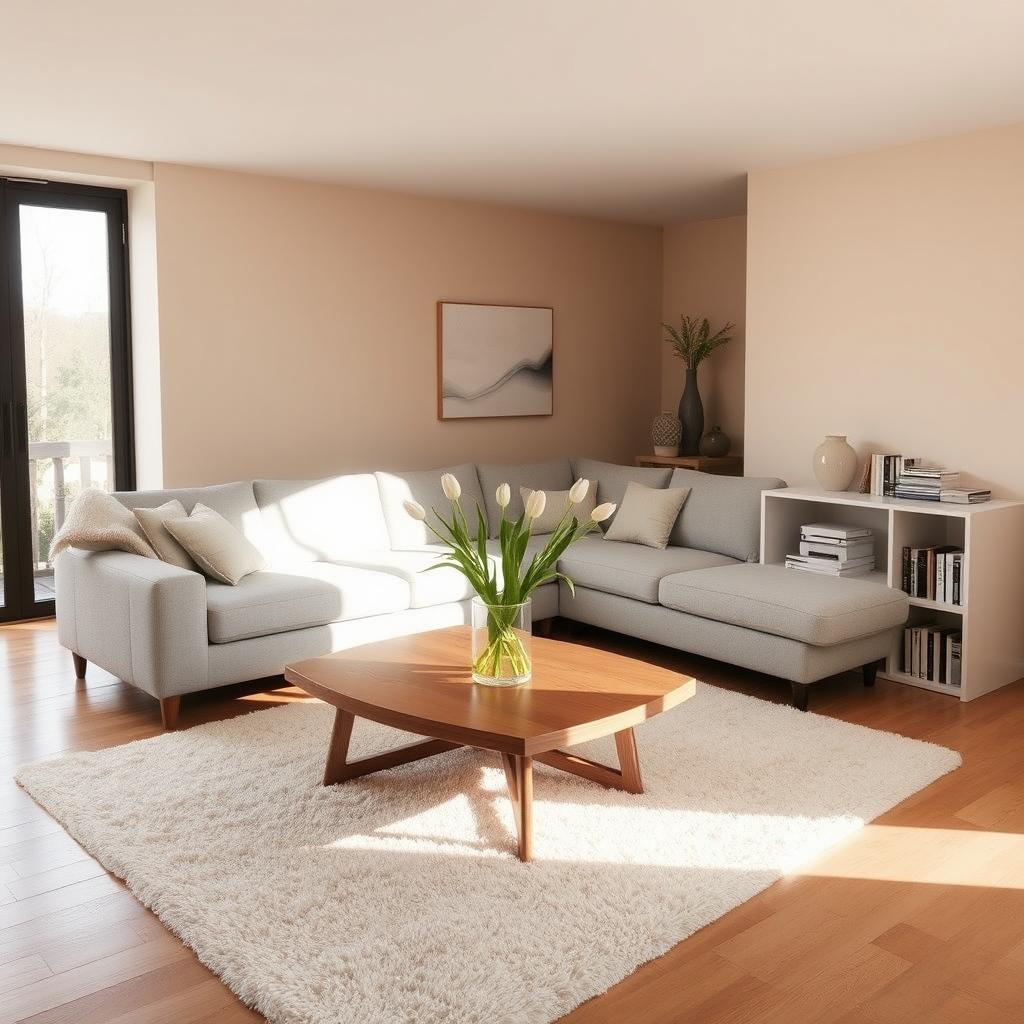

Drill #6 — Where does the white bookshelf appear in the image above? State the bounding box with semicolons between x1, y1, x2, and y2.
760;486;1024;701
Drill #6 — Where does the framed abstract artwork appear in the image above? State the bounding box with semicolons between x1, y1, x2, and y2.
437;301;553;420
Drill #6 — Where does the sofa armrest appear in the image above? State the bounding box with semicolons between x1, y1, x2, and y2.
55;549;209;699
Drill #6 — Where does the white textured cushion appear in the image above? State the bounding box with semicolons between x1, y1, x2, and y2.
603;482;690;549
254;475;391;564
133;500;197;571
658;563;909;646
164;503;266;585
519;483;597;534
50;488;156;560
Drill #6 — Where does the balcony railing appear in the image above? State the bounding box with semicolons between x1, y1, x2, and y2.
28;439;114;570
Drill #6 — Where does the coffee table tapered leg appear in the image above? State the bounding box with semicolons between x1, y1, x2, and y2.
323;708;355;785
517;755;533;862
614;728;644;794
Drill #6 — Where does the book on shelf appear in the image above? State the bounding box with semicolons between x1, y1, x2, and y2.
799;522;872;540
895;464;960;502
799;539;875;560
902;624;962;687
941;488;991;504
901;546;965;605
787;523;876;577
869;455;919;496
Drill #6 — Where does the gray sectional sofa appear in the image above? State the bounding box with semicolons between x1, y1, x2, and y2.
55;457;909;726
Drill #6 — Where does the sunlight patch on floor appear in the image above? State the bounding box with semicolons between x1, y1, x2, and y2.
795;823;1024;889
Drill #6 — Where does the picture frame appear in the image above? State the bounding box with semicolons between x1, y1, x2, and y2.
436;301;553;420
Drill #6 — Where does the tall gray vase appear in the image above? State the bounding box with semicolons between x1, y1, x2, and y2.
678;368;704;456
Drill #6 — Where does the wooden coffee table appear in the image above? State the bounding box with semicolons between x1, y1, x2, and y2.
284;626;695;861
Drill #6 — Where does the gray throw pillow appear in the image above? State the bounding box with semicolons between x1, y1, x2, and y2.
164;503;266;585
134;500;198;571
519;482;597;535
570;458;673;531
603;482;691;549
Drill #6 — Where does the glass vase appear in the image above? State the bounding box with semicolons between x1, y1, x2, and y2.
471;597;532;687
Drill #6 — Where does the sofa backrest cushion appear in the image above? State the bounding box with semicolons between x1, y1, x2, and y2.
376;463;487;547
114;481;266;551
476;459;573;536
570;458;672;531
254;475;390;563
667;469;787;562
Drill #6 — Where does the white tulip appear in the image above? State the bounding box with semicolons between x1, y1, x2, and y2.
591;502;616;523
495;482;511;509
568;478;590;504
440;473;461;501
403;499;426;521
524;489;547;520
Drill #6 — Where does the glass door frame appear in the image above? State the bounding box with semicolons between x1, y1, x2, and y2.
0;178;135;622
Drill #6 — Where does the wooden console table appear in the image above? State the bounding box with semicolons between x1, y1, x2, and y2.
635;454;743;476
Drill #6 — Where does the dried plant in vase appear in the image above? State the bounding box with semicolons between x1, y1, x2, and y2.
662;315;734;455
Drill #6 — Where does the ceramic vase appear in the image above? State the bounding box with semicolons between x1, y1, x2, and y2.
812;435;858;491
699;425;731;458
678;368;704;456
651;411;682;456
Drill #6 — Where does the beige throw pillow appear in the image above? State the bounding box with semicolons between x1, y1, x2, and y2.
49;488;157;561
133;501;198;571
603;482;691;549
163;503;265;585
520;483;597;535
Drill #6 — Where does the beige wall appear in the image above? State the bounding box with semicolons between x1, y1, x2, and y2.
661;216;746;454
151;163;662;486
746;124;1024;495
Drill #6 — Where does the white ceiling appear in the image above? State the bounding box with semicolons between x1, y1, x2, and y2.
2;1;1024;224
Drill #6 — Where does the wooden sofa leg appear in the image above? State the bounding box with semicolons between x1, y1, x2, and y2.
863;661;879;688
72;653;87;679
159;696;181;730
790;681;810;712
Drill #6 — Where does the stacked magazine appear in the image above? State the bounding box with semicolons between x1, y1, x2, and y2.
785;523;876;577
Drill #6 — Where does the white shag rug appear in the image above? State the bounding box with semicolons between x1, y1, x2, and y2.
18;685;959;1024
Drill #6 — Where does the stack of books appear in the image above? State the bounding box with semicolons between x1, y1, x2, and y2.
894;465;959;501
902;624;962;687
785;523;876;577
869;454;918;497
940;487;991;504
901;546;966;605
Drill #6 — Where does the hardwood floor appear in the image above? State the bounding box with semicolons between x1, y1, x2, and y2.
2;617;1023;1023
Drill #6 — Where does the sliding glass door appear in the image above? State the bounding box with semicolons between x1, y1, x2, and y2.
0;179;134;621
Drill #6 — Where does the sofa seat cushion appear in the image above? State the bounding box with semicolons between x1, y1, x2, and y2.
336;547;499;609
206;563;410;643
557;537;739;604
658;563;909;646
